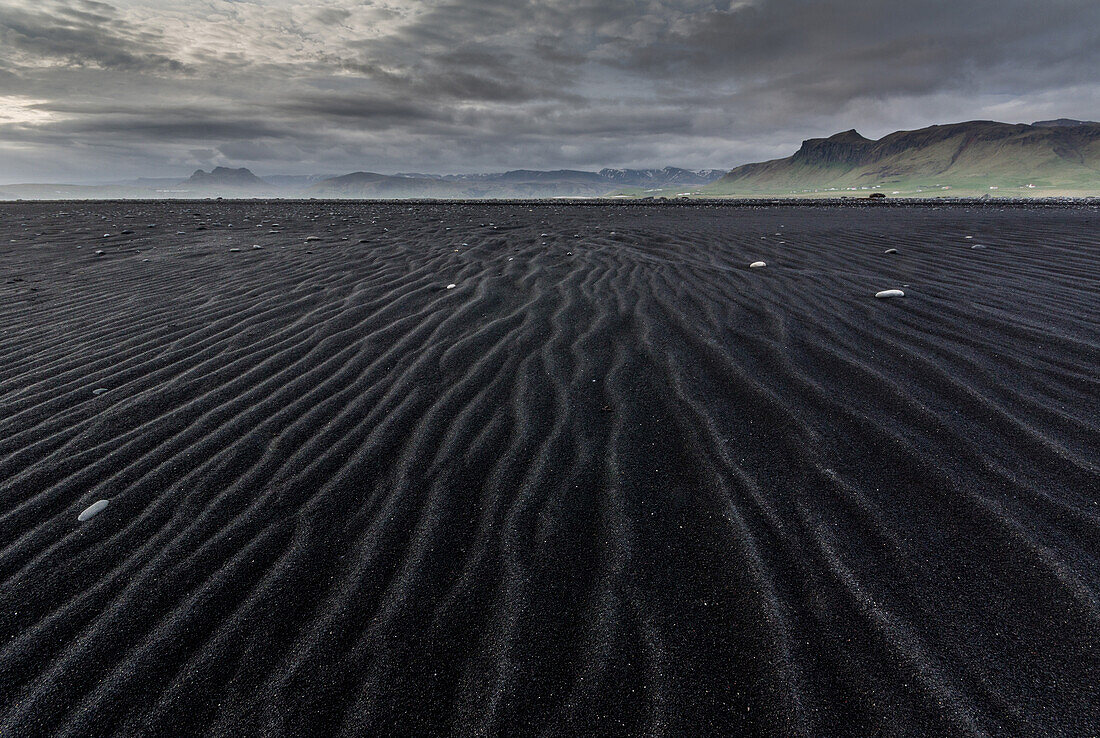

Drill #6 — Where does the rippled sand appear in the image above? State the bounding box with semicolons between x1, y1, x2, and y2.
2;200;1098;736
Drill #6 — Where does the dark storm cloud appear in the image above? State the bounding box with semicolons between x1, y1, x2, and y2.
1;0;1099;182
330;59;564;104
619;0;1100;99
27;116;293;141
0;0;183;71
273;94;449;124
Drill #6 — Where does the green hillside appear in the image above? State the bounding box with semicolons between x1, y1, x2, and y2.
699;120;1100;198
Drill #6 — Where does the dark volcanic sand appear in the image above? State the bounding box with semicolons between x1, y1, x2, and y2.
1;201;1099;736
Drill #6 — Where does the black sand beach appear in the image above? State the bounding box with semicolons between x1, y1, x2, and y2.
1;201;1098;736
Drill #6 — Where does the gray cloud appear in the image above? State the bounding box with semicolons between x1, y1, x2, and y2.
1;0;1099;182
0;0;184;72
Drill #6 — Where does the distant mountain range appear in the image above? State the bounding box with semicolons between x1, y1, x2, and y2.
0;166;724;200
701;119;1100;197
2;120;1098;199
186;166;270;190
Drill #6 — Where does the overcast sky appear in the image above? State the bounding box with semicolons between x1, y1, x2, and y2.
1;0;1098;182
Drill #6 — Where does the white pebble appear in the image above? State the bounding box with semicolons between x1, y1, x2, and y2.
78;499;110;521
875;289;905;299
749;261;766;268
884;248;897;254
446;283;456;289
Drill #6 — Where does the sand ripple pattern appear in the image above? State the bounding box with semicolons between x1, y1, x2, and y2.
1;201;1099;736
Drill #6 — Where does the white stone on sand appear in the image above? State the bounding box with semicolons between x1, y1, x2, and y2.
78;499;109;521
446;284;457;289
749;261;766;268
875;289;905;299
884;248;898;254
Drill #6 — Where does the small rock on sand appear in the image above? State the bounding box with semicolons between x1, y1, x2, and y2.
93;388;109;395
971;244;986;249
749;261;766;268
305;236;321;242
78;499;110;521
884;248;897;254
229;247;241;252
446;283;457;289
875;289;905;299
